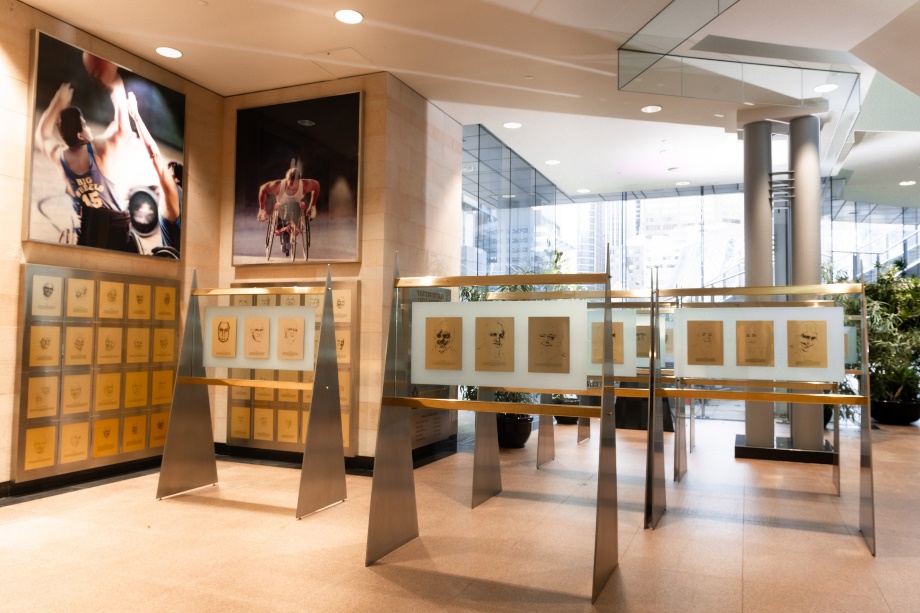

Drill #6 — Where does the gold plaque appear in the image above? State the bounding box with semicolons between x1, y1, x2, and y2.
335;329;352;364
277;409;299;443
127;284;152;320
95;327;123;365
31;275;63;317
125;327;150;363
253;369;275;402
29;325;60;367
528;316;570;374
211;317;237;358
60;422;89;464
635;325;651;359
231;294;252;307
279;294;300;307
425;317;461;370
63;326;94;366
277;317;305;360
124;371;149;408
787;320;828;368
278;370;300;403
590;321;625;365
475;317;513;372
93;418;120;457
62;373;92;414
24;426;56;470
332;289;351;323
306;293;323;322
94;372;122;412
149;412;170;447
122;415;147;452
230;406;251;439
229;368;251;400
687;321;724;366
26;375;59;419
736;320;775;367
154;286;177;321
338;371;350;406
253;407;274;441
256;295;276;307
151;370;174;405
98;281;124;319
152;328;175;362
66;278;95;318
243;317;270;359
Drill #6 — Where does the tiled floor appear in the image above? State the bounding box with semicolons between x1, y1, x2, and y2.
1;415;918;612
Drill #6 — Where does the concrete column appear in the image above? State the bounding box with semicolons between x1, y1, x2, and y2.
789;114;824;450
742;121;775;448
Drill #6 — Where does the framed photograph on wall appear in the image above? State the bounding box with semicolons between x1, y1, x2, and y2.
232;92;361;265
27;31;186;258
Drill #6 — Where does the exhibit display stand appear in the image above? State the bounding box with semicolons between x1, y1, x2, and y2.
155;268;347;519
365;255;621;603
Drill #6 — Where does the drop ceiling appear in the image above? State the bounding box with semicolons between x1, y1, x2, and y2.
21;0;920;208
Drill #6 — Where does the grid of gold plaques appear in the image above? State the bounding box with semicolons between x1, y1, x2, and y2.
17;264;180;481
225;282;357;456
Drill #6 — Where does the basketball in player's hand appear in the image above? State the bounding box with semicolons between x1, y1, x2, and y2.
82;52;118;88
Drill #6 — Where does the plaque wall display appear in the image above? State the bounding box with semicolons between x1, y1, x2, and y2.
686;320;725;366
15;265;180;482
735;320;775;367
425;317;462;370
528;316;570;374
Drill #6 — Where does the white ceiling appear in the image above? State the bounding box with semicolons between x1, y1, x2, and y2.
22;0;920;207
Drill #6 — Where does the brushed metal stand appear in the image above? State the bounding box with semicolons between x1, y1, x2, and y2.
472;410;502;507
157;272;218;499
536;395;555;469
644;270;667;529
296;267;347;518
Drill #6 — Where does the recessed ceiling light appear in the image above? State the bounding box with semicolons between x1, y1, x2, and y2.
502;121;522;129
545;160;560;165
297;119;315;127
899;180;916;186
641;105;662;113
714;113;724;118
743;102;755;106
524;75;534;80
335;9;363;24
676;181;691;186
502;194;516;199
576;188;591;194
814;84;838;93
156;47;182;59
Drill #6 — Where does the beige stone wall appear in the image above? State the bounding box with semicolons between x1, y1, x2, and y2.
221;73;462;457
0;0;224;482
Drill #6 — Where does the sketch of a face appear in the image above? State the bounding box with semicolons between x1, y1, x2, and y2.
71;385;82;400
488;321;505;354
131;423;138;435
135;293;144;305
799;324;818;352
103;427;111;438
636;331;648;345
164;293;171;305
104;384;114;397
106;289;117;303
434;321;453;353
70;434;82;447
132;383;142;395
700;331;713;343
283;323;298;342
159;337;168;349
34;435;47;454
40;337;51;350
74;336;85;351
745;330;758;345
336;298;345;309
250;324;264;343
540;326;560;348
337;337;346;351
42;282;54;298
133;339;143;351
105;336;116;351
217;321;231;342
75;286;87;299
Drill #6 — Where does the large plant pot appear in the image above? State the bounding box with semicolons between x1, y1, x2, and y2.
496;414;534;448
872;401;920;425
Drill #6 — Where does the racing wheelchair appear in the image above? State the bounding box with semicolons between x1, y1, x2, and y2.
265;202;311;262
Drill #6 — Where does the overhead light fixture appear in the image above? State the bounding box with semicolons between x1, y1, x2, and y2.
899;180;916;186
641;105;662;114
545;160;560;166
502;121;522;129
502;194;515;199
814;84;838;93
335;9;363;24
676;181;691;186
156;47;182;59
713;113;724;118
576;188;590;194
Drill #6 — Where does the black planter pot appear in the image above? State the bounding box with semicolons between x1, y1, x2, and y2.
555;416;579;425
496;414;534;448
872;400;920;425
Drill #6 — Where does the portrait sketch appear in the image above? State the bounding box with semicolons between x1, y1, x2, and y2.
230;406;251;439
475;317;513;372
60;422;89;464
277;317;305;360
687;320;724;366
66;278;94;317
151;369;174;406
32;275;63;317
62;373;92;414
635;325;651;358
243;316;270;359
211;317;237;358
154;286;177;320
528;316;570;374
98;281;124;319
27;375;59;419
425;317;462;370
787;320;828;368
124;370;148;408
591;321;625;365
127;284;151;319
63;326;93;366
150;412;170;448
29;325;61;368
152;328;175;362
335;329;352;364
125;327;150;363
94;372;121;411
736;320;775;367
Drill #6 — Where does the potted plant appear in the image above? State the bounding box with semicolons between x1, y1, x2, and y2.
841;262;920;424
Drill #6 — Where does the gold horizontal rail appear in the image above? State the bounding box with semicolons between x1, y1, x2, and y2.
177;376;314;391
658;388;867;405
679;300;837;308
679;378;838;390
194;286;326;296
395;273;607;289
660;283;862;298
382;396;603;418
